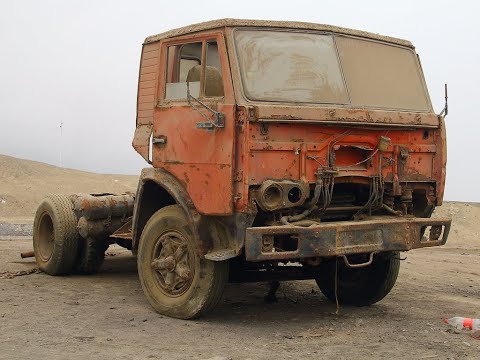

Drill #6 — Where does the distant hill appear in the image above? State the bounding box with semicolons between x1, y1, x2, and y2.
0;154;137;221
433;201;480;249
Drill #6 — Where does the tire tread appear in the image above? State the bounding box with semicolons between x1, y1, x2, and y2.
33;194;79;275
316;252;400;306
137;205;229;319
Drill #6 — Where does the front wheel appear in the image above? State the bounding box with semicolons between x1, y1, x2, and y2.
137;205;229;319
315;252;400;306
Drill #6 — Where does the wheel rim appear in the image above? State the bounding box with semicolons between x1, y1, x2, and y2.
37;212;55;262
150;231;195;297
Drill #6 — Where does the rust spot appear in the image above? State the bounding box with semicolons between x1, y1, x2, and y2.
269;114;301;120
165;160;183;164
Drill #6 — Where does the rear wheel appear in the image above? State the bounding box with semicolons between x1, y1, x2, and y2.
315;252;400;306
137;205;229;319
33;194;79;275
75;237;108;274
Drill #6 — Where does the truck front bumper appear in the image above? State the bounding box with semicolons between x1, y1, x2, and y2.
245;217;451;261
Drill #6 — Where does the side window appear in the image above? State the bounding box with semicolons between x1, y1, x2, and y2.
204;41;224;97
165;42;201;100
164;40;224;100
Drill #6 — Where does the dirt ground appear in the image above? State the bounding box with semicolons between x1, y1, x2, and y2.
1;155;479;359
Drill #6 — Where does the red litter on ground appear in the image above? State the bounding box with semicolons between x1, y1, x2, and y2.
444;317;480;330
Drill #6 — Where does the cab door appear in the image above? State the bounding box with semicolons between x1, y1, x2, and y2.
152;33;235;215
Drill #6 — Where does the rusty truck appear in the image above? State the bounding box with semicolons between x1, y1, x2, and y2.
33;19;451;319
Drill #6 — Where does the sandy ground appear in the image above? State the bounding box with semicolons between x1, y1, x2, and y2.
1;155;479;359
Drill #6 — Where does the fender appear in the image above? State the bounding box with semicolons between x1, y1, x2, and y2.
132;167;254;260
131;167;202;254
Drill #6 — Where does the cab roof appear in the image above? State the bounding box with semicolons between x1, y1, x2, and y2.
144;18;413;48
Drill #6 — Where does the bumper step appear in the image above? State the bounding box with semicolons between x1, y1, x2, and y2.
245;217;451;261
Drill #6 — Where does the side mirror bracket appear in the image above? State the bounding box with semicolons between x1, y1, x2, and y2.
187;82;225;129
439;83;448;117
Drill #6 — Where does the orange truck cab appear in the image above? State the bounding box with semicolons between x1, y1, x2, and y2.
33;19;451;319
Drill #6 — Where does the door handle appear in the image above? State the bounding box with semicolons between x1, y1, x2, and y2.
152;135;167;145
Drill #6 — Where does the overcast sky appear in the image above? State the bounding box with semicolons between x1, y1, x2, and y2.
1;0;479;201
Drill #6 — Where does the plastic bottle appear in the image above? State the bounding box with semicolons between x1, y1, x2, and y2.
444;317;480;330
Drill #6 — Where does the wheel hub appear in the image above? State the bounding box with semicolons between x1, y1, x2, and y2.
151;231;194;296
37;212;55;261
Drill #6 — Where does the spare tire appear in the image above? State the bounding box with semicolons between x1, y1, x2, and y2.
33;194;79;275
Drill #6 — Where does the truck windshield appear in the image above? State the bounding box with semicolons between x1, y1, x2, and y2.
234;30;431;111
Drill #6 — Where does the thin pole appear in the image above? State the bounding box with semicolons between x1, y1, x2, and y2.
59;120;63;168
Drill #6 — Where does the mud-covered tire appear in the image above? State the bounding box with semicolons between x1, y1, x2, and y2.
315;252;400;306
75;237;108;274
137;205;229;319
33;194;79;275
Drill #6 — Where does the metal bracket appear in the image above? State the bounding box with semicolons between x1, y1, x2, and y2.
187;82;225;129
204;248;237;261
341;253;375;268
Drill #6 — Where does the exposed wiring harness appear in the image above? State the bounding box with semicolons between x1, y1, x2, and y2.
280;170;335;226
